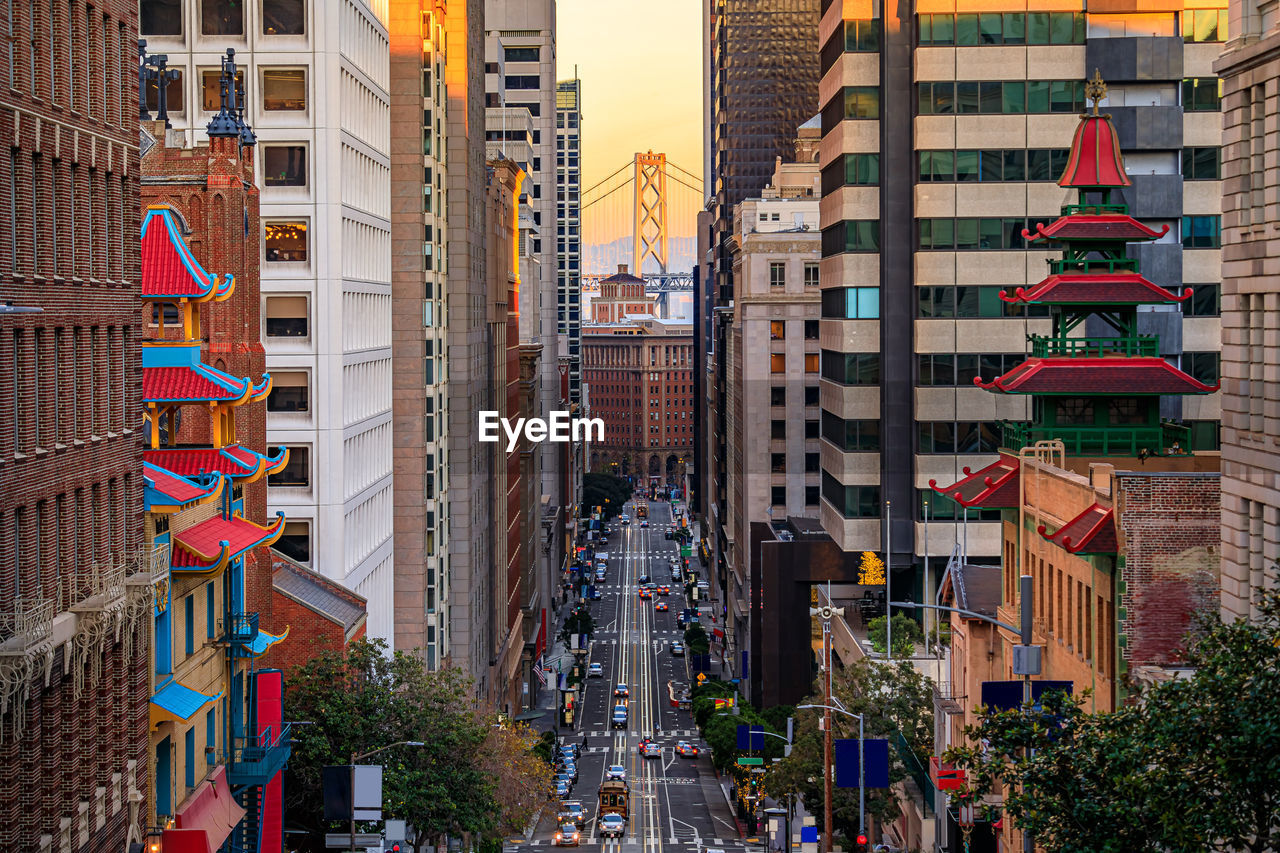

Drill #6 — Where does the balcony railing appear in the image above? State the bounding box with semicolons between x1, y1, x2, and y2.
1047;257;1139;275
227;723;292;788
225;612;260;645
1002;420;1194;457
1030;335;1158;358
0;597;55;650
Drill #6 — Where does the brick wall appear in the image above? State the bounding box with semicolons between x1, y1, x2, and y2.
0;1;146;849
1115;473;1221;672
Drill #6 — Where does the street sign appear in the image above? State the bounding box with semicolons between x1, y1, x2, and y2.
736;757;764;766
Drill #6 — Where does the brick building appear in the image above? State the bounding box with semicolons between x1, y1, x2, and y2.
0;2;150;850
583;315;695;486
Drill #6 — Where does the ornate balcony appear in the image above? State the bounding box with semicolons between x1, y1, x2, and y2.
227;723;292;788
1029;335;1159;359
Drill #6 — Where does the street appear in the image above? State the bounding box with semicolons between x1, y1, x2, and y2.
510;500;746;853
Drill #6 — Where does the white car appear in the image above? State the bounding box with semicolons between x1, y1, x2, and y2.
588;662;603;678
605;764;626;781
599;813;626;838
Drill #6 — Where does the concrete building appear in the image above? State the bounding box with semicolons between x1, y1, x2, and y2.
389;0;452;666
0;2;149;847
138;0;399;644
722;128;824;670
815;3;1225;612
1216;0;1280;621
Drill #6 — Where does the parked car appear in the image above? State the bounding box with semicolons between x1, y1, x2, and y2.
588;662;604;678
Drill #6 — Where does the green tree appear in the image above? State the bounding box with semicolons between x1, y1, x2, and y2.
948;579;1280;853
283;639;533;853
770;659;935;844
866;613;922;657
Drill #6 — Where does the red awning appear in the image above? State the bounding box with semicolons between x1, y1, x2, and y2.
164;766;245;853
1000;272;1190;305
1038;503;1118;554
975;357;1219;395
929;456;1020;509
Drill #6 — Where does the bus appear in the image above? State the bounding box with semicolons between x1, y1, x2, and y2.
598;780;629;820
636;503;648;519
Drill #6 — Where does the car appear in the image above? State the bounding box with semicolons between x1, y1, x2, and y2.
655;600;669;612
670;640;685;656
554;778;571;798
676;741;700;758
642;741;662;758
640;520;649;528
614;683;629;698
554;824;581;847
611;705;628;729
605;764;627;781
638;588;652;600
558;801;585;829
599;813;627;838
588;662;603;678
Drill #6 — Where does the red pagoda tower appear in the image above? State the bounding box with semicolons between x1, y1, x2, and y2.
931;71;1218;511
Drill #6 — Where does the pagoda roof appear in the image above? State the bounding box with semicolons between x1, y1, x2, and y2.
171;512;286;573
142;344;272;405
975;357;1220;395
929;455;1021;509
1023;214;1168;244
1000;273;1191;305
1059;113;1131;189
143;462;225;512
1038;503;1118;554
141;206;235;302
144;445;290;483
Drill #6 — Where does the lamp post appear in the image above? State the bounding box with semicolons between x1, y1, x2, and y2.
797;700;865;849
349;741;425;852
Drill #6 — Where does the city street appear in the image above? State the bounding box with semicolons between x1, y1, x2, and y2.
510;500;745;853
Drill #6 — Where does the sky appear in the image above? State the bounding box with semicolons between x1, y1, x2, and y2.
555;0;704;196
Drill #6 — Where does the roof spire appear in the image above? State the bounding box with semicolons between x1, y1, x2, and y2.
1085;68;1107;117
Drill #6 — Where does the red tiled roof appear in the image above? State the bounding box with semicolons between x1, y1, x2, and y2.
140;206;233;300
143;364;252;403
1000;273;1191;305
929;456;1021;509
1038;503;1117;553
172;513;286;565
975;357;1219;395
1024;215;1168;243
144;445;288;481
1058;114;1131;189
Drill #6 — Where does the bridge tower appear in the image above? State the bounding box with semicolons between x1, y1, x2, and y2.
633;151;669;274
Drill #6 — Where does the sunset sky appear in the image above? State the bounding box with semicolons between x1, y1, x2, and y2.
555;0;705;197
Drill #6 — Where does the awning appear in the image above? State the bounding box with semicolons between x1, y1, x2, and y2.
151;678;223;729
164;765;246;853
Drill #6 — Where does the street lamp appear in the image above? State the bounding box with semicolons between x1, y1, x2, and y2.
349;741;426;852
798;700;866;849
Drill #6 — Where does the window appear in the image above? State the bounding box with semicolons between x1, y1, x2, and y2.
822;474;881;518
821;86;880;130
804;320;819;340
821;351;880;385
769;262;786;288
265;295;308;337
276;520;310;563
804;263;820;288
264;221;308;262
1184;8;1227;42
770;353;786;374
771;420;786;440
1183;77;1221;111
505;46;540;62
262;0;306;35
1182;215;1221;248
822;220;879;256
1182;283;1220;317
821;287;879;320
262;144;306;186
263;68;306;110
771;486;787;506
145;70;185;115
771;453;787;473
1184;352;1220;384
266;371;308;412
142;0;183;35
804;353;819;373
268;445;310;487
822;413;880;452
183;594;194;655
770;320;786;340
805;419;819;439
1181;147;1220;180
770;387;786;406
201;0;243;36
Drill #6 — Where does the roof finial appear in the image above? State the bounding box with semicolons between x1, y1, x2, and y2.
1086;69;1107;116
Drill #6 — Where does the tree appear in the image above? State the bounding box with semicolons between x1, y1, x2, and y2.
866;613;922;657
948;579;1280;853
770;659;934;844
283;639;540;853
